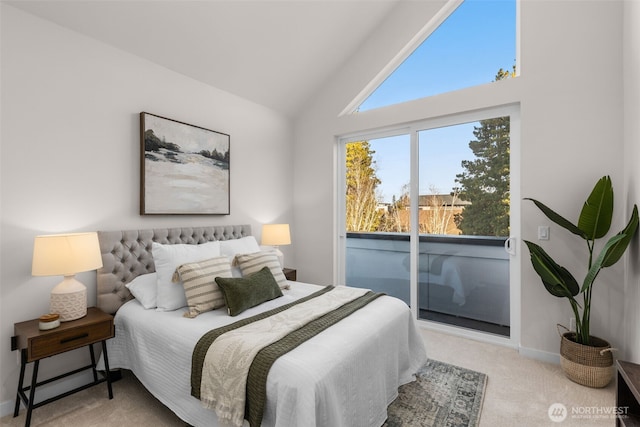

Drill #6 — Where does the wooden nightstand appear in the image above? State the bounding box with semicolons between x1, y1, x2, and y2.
11;307;115;427
617;360;640;426
283;268;297;281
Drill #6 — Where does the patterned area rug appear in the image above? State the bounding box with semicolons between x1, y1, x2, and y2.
384;359;487;427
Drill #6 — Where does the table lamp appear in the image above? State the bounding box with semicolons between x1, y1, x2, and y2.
261;224;291;267
32;232;103;321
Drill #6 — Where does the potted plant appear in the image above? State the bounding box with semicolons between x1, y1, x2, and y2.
524;175;638;387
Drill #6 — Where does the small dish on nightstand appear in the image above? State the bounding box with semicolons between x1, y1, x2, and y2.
38;313;60;330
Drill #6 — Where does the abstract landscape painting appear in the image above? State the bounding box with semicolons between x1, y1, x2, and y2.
140;112;230;214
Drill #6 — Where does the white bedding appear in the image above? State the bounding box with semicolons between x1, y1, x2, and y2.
101;281;427;427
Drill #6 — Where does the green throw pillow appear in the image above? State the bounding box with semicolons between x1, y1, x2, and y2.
215;266;284;316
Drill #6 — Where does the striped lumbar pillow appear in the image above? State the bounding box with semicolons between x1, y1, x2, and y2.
233;251;290;290
173;256;232;318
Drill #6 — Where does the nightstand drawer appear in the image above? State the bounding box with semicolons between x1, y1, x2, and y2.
28;321;113;361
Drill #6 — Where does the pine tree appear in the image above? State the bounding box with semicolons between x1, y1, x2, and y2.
454;69;512;236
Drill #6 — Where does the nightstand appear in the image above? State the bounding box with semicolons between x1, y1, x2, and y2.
617;360;640;426
11;307;115;427
283;268;297;281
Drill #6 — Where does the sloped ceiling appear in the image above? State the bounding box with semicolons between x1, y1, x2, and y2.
6;0;404;118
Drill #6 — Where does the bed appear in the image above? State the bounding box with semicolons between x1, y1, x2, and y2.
96;225;427;427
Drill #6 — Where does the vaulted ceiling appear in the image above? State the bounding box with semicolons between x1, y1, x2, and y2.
6;0;404;118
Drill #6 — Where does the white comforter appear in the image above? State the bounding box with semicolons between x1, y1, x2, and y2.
101;282;427;427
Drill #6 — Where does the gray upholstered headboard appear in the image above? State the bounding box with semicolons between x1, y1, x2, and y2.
96;225;252;314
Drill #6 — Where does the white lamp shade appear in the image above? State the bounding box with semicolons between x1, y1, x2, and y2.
32;232;103;276
261;224;291;246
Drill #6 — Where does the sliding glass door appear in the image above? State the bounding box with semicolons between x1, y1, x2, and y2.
340;109;517;339
416;120;510;336
344;134;411;302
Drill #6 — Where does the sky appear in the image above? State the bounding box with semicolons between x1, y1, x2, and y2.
358;0;516;203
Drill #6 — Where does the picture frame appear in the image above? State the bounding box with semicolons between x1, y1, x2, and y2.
140;112;230;215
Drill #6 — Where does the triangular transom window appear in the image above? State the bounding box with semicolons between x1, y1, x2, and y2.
356;0;517;112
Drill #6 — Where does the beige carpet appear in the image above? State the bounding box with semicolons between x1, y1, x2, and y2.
0;370;184;427
421;329;615;427
1;328;616;427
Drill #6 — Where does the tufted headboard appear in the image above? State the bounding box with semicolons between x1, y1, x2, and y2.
96;225;252;314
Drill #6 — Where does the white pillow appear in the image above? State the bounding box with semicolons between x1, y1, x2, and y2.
219;236;261;259
152;241;221;311
125;272;158;309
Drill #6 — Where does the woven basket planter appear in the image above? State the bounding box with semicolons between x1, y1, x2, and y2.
559;329;613;388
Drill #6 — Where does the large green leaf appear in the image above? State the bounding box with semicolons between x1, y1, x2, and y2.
601;204;639;268
524;198;585;239
581;234;626;293
578;176;613;240
524;240;580;298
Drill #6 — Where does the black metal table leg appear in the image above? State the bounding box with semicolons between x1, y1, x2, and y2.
25;359;39;427
89;344;98;383
13;350;26;417
101;340;113;399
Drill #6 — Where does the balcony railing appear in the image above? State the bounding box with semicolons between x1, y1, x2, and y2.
346;232;510;336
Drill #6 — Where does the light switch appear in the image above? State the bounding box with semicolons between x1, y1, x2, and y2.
538;226;550;240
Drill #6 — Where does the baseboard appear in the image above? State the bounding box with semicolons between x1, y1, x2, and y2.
0;398;15;419
519;345;561;364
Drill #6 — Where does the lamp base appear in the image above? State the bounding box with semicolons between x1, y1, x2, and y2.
272;247;284;268
50;276;87;322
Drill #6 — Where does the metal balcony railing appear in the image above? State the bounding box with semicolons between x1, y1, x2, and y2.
346;232;510;335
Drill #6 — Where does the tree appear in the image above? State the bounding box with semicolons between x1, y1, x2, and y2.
379;184;410;232
422;186;462;235
454;69;512;236
345;141;382;232
144;129;182;153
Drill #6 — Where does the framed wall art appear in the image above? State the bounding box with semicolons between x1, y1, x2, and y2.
140;112;230;215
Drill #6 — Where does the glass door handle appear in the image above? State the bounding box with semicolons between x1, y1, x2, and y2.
504;237;516;256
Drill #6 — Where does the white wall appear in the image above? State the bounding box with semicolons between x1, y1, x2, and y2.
0;5;294;410
294;0;626;358
623;0;640;363
519;0;624;356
